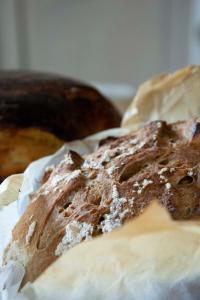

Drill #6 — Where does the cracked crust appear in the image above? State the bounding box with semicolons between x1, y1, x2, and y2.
4;119;200;286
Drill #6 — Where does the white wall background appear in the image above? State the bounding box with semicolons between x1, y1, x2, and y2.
0;0;198;86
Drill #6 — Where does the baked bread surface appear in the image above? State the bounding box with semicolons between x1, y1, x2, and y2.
0;70;121;179
4;119;200;285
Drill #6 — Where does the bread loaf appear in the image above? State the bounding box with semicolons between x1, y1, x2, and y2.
4;119;200;286
0;71;121;180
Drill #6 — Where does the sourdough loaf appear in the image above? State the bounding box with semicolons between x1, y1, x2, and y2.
0;71;121;180
4;119;200;286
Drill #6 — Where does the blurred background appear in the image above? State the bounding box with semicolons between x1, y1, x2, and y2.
0;0;199;88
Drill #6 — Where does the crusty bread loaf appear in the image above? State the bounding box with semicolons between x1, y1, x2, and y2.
0;70;121;180
4;119;200;286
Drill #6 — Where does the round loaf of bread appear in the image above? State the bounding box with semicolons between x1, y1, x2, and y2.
4;119;200;288
0;70;121;180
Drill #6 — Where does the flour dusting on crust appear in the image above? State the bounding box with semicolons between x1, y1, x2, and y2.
26;221;37;245
55;221;93;256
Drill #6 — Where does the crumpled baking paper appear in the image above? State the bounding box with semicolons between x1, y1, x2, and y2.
0;262;25;300
121;65;200;129
0;175;23;208
0;127;131;300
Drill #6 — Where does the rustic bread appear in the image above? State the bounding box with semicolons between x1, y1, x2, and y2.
0;70;121;180
4;119;200;286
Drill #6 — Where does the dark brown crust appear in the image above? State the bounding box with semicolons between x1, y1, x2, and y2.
6;119;200;286
0;70;121;140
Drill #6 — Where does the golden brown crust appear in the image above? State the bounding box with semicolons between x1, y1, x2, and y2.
5;119;200;286
0;128;64;179
0;70;121;179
